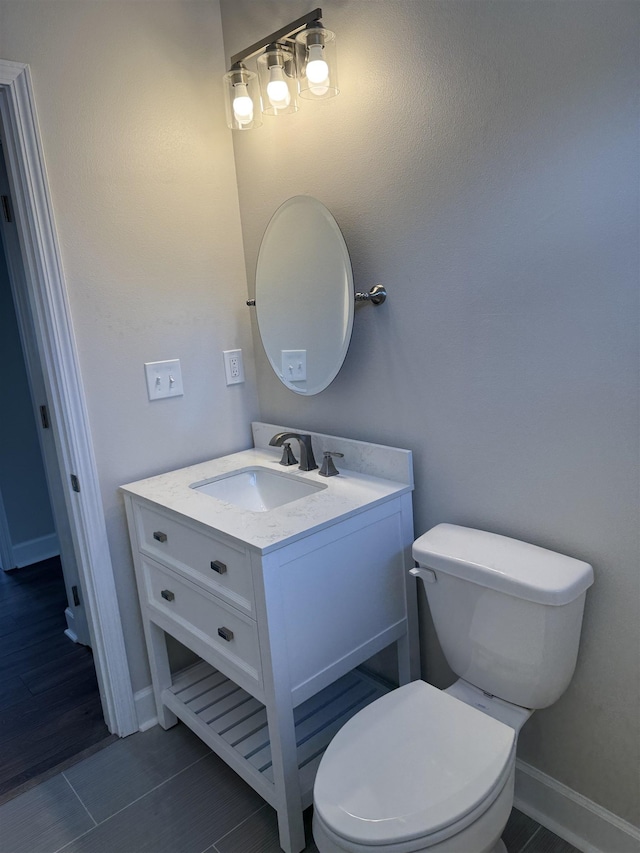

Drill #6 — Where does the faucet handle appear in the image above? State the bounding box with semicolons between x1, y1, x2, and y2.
279;442;298;466
319;451;344;477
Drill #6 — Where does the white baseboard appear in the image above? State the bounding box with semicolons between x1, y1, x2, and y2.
515;760;640;853
12;533;59;568
134;686;158;732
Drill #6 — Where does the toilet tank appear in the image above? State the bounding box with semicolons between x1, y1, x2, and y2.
412;524;594;709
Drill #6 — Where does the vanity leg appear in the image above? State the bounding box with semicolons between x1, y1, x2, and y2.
266;704;306;853
145;621;178;730
276;804;306;853
257;555;306;853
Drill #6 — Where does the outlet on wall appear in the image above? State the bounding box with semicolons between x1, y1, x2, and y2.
223;349;245;385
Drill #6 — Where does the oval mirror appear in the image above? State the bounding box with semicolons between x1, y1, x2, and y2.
255;196;354;395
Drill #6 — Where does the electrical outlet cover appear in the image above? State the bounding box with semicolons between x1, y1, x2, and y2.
223;349;245;385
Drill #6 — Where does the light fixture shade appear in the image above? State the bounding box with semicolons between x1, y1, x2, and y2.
223;63;262;131
257;45;299;116
295;24;339;100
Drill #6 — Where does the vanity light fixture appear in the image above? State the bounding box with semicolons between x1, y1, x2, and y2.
295;20;338;100
257;45;298;116
223;8;338;131
223;63;262;130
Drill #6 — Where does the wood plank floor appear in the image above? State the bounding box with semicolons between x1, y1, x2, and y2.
0;556;116;803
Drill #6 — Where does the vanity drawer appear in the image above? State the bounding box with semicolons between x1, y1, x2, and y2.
143;558;262;686
134;503;255;617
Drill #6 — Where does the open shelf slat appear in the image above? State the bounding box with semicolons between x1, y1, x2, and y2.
163;660;388;800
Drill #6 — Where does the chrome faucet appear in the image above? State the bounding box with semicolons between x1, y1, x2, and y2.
269;432;318;471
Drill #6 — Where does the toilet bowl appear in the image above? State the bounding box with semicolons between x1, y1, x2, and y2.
312;681;516;853
312;524;594;853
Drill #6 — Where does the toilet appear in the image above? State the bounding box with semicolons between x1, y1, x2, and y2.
313;524;594;853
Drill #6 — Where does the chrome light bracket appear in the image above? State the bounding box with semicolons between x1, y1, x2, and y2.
247;284;387;308
230;8;323;67
354;284;387;306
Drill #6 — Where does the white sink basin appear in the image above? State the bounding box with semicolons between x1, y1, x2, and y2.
190;466;326;512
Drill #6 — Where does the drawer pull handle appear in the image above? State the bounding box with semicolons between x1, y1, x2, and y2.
161;589;175;602
210;560;227;575
218;627;234;642
153;531;168;543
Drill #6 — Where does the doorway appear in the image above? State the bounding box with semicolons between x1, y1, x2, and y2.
0;59;137;743
0;148;90;645
0;140;118;803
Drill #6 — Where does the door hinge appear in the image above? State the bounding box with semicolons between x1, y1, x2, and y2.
72;585;81;606
1;195;12;223
39;404;50;429
70;474;81;493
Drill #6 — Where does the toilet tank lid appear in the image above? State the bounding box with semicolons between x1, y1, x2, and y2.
412;524;594;605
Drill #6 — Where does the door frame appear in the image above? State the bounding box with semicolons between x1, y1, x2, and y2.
0;151;90;645
0;59;137;736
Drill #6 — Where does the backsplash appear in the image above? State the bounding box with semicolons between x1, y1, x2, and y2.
252;422;413;486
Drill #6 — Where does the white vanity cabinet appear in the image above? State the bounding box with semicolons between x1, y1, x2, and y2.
122;435;414;853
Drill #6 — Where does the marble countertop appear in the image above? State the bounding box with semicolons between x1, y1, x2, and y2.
121;446;413;554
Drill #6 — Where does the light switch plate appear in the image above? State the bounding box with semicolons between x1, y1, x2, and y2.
281;349;307;382
144;359;184;400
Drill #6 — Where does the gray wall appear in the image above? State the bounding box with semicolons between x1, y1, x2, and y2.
0;237;55;555
221;0;639;826
0;0;259;691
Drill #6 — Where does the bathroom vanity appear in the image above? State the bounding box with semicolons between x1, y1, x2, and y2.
122;424;415;853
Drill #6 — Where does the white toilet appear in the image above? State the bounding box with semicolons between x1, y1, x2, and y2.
313;524;594;853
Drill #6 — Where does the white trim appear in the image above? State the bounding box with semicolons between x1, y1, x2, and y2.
134;686;158;732
515;759;640;853
11;532;59;568
0;142;91;645
0;60;137;736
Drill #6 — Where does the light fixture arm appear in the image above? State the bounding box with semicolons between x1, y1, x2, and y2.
230;8;323;66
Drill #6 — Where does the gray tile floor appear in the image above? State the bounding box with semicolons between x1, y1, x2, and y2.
0;723;580;853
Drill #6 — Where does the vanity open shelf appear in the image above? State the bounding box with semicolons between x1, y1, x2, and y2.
164;660;388;810
122;424;415;853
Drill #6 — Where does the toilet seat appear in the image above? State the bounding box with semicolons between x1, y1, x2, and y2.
313;681;516;850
